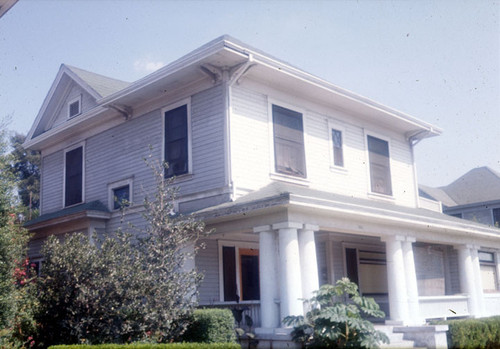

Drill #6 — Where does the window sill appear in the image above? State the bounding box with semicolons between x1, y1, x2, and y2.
170;173;193;183
270;172;310;186
329;165;348;174
367;192;395;203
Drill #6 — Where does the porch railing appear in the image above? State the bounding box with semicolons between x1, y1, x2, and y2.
418;295;469;320
199;301;261;328
483;293;500;317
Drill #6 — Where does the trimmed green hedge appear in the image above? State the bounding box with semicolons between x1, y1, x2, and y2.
182;309;237;343
440;316;500;348
49;344;240;349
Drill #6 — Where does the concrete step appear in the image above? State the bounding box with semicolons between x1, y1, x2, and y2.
375;325;417;348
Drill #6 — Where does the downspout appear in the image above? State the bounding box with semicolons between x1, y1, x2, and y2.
224;54;254;201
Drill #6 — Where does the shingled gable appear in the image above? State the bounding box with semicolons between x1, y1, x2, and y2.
24;64;130;144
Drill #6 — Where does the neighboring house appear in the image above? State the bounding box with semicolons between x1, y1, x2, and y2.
23;36;500;347
420;166;500;228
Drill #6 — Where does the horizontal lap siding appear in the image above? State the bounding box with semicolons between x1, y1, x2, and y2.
41;150;63;214
197;239;219;304
52;84;96;129
389;136;417;207
231;86;271;193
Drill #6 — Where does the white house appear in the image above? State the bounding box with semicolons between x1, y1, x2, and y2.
24;36;500;348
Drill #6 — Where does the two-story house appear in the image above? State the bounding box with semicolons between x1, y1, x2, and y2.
24;36;500;347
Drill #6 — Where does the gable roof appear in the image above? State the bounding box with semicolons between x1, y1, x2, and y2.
65;65;130;98
25;35;442;151
420;167;500;208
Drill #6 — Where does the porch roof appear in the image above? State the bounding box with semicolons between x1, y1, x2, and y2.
193;182;500;242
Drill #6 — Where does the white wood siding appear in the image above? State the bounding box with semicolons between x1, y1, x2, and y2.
197;239;220;304
230;84;418;207
40;150;63;214
51;83;96;129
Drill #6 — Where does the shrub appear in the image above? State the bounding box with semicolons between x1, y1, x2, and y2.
49;344;240;349
182;309;236;343
283;278;389;348
441;316;500;349
35;158;208;346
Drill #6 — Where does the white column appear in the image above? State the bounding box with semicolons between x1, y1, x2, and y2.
456;245;478;317
274;222;304;324
253;225;280;329
471;247;485;317
298;224;320;307
383;235;409;324
402;237;422;325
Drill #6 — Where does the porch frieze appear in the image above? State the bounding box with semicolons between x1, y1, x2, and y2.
253;225;273;233
301;223;319;231
272;221;303;230
380;234;406;242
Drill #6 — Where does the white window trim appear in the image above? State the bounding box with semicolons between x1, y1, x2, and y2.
107;178;134;211
267;99;309;185
479;250;499;292
62;142;85;208
217;240;259;302
364;130;394;199
68;95;82;118
161;98;193;180
328;120;347;173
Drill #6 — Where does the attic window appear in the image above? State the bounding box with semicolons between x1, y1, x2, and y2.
68;96;82;118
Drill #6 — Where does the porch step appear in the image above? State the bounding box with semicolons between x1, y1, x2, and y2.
375;325;417;348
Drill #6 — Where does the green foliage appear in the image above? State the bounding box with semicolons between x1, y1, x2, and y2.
182;309;236;343
35;158;207;346
8;132;40;218
283;278;389;348
439;316;500;349
0;122;38;347
49;343;241;349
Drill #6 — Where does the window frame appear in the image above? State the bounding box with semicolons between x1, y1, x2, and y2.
162;98;192;179
218;240;260;303
63;142;85;208
492;208;500;228
365;132;393;197
68;95;82;118
479;250;499;292
268;100;309;184
328;120;347;171
107;178;134;211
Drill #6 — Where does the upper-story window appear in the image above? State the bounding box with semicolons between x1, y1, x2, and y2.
68;95;82;118
331;128;344;167
493;208;500;228
367;135;392;196
164;104;189;178
64;145;84;207
272;104;306;178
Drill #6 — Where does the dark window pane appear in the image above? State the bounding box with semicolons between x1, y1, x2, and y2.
493;208;500;228
165;105;188;177
272;105;306;177
222;246;238;302
367;136;392;195
69;101;80;117
241;253;260;301
332;129;344;167
345;248;359;286
65;147;83;206
113;185;130;210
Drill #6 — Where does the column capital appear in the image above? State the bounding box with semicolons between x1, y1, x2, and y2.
253;225;272;233
300;223;319;231
381;235;406;242
454;244;474;251
273;221;303;230
406;236;416;243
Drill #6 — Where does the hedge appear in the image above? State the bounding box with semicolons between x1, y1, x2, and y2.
181;309;237;343
439;316;500;349
49;344;240;349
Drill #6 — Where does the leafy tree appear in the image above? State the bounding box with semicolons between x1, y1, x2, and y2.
0;124;38;347
283;278;389;348
35;158;207;346
9;133;40;219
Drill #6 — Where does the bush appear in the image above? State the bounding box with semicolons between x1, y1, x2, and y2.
440;316;500;349
283;278;389;348
182;309;236;343
49;344;240;349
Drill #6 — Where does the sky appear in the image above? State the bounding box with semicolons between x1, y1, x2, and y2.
0;0;498;187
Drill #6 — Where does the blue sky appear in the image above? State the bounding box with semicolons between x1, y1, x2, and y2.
0;0;498;187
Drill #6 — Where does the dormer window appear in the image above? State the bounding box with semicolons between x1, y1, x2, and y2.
68;96;82;118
